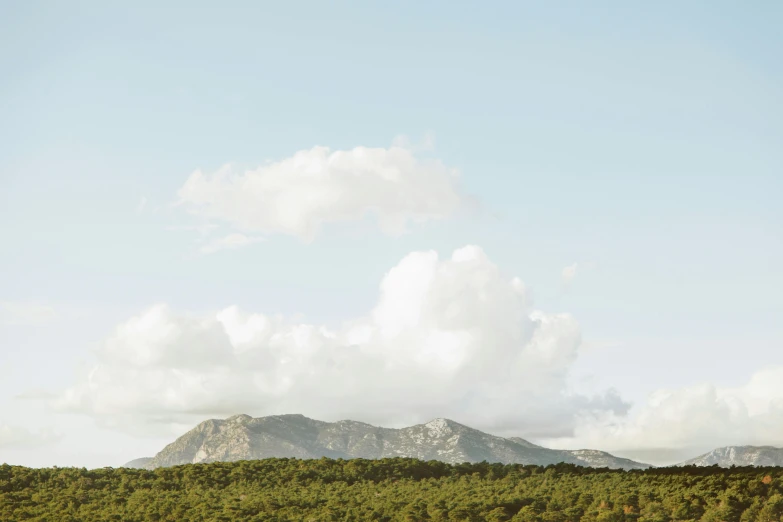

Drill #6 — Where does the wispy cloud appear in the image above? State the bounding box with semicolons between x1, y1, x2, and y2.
199;233;265;255
165;223;219;238
0;301;57;326
14;389;57;400
561;263;579;285
391;131;436;152
561;261;596;287
0;424;62;449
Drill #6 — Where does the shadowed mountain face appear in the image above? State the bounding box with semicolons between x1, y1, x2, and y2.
678;446;783;467
128;414;651;470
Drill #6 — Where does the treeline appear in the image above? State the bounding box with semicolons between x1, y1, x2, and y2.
2;458;783;521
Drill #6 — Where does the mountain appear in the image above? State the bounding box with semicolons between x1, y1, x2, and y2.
121;457;153;468
678;446;783;467
131;414;650;470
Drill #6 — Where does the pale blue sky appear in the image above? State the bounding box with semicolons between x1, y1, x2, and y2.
1;1;781;467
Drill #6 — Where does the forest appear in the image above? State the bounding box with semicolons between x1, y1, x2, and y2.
2;457;783;521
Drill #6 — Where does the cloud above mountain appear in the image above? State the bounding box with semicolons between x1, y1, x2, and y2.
174;142;464;241
50;243;783;451
547;366;783;452
54;245;626;437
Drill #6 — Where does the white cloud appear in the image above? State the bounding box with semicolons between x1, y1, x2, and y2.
135;196;148;213
174;142;464;241
54;245;625;437
0;424;61;449
548;366;783;453
0;301;57;326
199;233;265;255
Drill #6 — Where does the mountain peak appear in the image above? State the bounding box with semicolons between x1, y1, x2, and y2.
424;418;465;431
226;414;253;423
425;418;450;427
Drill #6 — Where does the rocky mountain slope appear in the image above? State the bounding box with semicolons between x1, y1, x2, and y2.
127;414;650;470
677;446;783;467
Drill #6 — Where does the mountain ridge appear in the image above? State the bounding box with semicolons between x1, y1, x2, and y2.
125;414;651;470
678;445;783;467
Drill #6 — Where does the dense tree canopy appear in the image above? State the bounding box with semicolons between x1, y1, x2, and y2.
2;458;783;521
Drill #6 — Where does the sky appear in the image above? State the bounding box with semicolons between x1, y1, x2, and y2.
1;1;781;468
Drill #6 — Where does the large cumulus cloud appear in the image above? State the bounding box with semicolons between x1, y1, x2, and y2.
55;246;627;437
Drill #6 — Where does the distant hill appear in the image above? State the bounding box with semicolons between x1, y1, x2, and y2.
121;457;153;468
129;414;650;470
678;446;783;467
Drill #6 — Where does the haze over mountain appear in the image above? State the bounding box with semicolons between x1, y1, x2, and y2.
124;414;650;470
